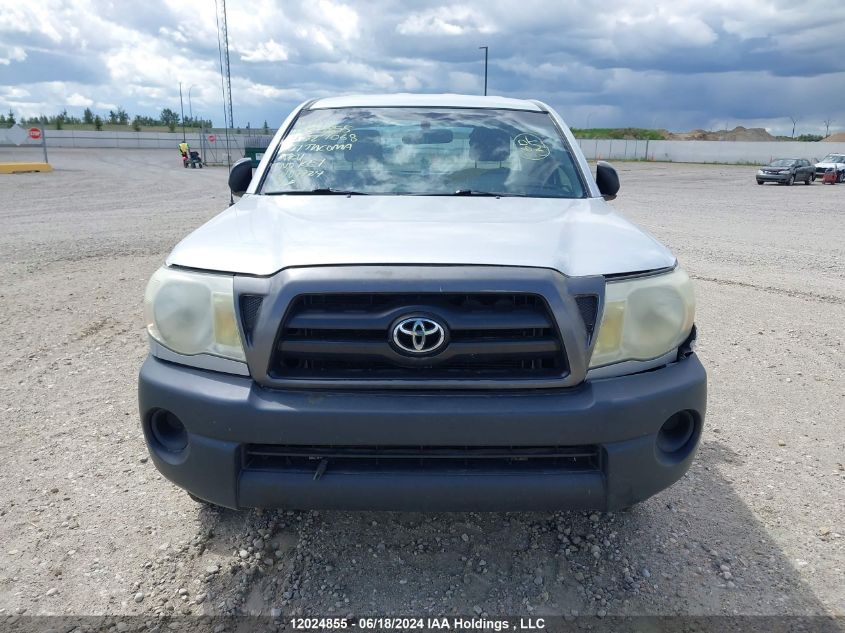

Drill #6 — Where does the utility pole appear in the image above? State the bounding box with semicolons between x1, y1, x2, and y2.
216;0;234;171
789;116;797;139
179;81;186;142
188;85;195;124
479;46;488;96
823;118;832;137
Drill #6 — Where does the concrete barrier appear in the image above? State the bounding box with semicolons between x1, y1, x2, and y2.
22;130;845;165
42;129;246;149
577;138;845;164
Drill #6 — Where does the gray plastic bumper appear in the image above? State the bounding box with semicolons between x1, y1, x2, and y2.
138;354;707;511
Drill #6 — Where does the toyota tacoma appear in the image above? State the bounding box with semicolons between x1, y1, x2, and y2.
139;94;706;511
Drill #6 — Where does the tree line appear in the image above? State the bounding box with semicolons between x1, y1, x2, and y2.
1;107;213;132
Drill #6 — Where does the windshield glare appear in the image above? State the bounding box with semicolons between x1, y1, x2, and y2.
821;154;845;162
770;159;795;167
261;107;587;198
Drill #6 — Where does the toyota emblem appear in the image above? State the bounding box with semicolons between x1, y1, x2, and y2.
391;316;447;355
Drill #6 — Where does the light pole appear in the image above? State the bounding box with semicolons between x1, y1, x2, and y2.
586;111;595;129
479;46;488;96
188;85;196;125
179;81;186;142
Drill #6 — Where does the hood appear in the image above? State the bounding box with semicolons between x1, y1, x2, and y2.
166;195;676;278
816;161;844;167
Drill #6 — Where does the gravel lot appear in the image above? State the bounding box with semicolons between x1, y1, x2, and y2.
0;149;842;622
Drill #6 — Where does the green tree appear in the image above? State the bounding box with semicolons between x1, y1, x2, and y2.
262;120;269;134
116;106;129;125
94;115;103;131
83;107;94;124
6;108;15;128
160;108;179;132
132;115;142;131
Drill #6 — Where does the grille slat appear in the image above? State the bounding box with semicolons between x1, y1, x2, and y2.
244;444;600;474
278;338;561;359
287;307;552;331
270;293;568;382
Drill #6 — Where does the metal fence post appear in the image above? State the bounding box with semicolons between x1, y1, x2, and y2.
40;127;48;163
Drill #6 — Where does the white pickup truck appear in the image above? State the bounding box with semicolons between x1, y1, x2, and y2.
139;94;706;511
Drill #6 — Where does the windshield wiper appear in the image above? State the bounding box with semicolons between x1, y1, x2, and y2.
453;189;502;196
266;188;368;195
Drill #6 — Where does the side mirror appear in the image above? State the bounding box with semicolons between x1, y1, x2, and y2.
596;161;620;201
229;158;253;197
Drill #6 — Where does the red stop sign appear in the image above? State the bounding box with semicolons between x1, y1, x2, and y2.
208;134;216;143
28;127;42;140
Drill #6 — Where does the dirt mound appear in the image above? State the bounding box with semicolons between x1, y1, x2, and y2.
822;132;845;142
668;126;777;141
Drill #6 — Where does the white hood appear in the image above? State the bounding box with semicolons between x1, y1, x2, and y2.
166;195;675;278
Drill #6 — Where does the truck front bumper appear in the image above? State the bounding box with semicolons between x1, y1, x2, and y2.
138;354;707;511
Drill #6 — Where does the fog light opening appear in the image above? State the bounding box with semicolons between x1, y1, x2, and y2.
657;411;696;456
149;409;188;453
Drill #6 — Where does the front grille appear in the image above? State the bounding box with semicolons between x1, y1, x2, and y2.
269;293;567;381
244;444;600;474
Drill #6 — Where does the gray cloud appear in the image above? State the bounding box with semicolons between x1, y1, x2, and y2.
1;0;844;135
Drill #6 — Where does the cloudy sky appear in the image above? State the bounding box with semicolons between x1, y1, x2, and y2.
1;0;844;135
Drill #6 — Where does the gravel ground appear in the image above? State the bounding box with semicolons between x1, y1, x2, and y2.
0;150;842;621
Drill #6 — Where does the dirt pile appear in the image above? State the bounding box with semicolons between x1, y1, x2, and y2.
822;132;845;142
669;126;777;141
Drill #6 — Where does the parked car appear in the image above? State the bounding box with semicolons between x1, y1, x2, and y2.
814;153;845;182
756;158;815;185
139;94;706;512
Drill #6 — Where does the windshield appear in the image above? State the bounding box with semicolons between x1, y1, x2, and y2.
260;107;587;198
769;159;795;167
821;154;845;163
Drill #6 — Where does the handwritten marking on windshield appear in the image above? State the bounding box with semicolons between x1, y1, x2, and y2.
514;133;550;160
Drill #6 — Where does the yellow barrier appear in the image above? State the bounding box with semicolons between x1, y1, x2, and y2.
0;162;53;174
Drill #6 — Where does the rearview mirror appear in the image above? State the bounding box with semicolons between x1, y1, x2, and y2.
401;129;454;144
229;158;253;197
596;161;620;201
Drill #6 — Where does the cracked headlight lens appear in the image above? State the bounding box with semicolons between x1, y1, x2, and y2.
144;267;245;361
590;268;695;368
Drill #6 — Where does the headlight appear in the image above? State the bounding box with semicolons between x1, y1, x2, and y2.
590;268;695;369
144;267;245;361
